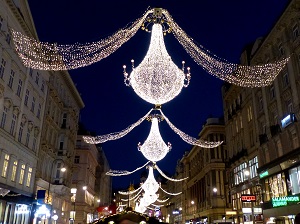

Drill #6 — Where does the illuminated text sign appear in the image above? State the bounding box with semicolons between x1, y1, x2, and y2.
241;195;256;202
272;196;300;207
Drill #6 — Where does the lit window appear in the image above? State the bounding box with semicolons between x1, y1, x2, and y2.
26;167;32;187
19;164;25;184
11;161;18;181
2;154;10;177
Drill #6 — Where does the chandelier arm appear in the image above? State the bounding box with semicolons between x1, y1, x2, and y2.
159;109;223;148
118;186;143;195
162;9;289;88
159;185;182;196
10;9;153;70
82;108;153;144
106;161;151;176
155;164;188;182
156;198;169;203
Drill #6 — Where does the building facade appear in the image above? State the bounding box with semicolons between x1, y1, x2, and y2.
181;118;227;224
0;0;50;223
222;1;300;224
34;70;84;224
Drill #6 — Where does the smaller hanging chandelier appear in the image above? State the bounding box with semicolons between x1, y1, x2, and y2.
141;165;160;195
138;115;171;162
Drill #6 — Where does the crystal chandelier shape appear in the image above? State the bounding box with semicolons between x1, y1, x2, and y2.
124;23;191;105
138;117;171;162
141;166;159;195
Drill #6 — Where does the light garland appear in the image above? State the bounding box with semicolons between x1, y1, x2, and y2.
138;117;171;162
156;198;169;203
159;185;182;196
10;9;152;70
155;164;188;182
11;8;288;87
83;108;153;144
106;161;150;176
118;186;142;195
162;9;290;88
158;109;223;148
123;23;191;105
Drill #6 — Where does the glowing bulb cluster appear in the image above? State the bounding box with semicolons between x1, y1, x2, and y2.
138;117;171;162
123;23;191;105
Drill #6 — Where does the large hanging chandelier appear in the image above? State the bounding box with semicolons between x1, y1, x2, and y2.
138;115;171;162
123;23;191;105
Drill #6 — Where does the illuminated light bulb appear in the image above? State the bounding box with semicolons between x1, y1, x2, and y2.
124;23;191;105
138;117;171;162
142;166;159;195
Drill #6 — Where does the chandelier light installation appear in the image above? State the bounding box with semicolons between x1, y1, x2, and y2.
123;23;191;105
11;8;289;87
138;115;171;162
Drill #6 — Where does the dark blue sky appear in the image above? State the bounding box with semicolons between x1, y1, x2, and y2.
28;0;289;189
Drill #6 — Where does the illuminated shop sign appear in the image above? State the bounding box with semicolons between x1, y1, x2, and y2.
241;195;256;202
259;170;269;179
272;196;300;207
281;114;296;128
242;208;252;214
253;208;262;214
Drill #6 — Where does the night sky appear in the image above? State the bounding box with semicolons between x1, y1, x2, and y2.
27;0;289;189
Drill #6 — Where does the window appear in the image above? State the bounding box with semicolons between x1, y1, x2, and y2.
26;167;32;187
16;79;22;97
1;154;10;177
5;33;11;44
29;68;33;77
0;58;6;79
8;70;14;88
264;173;287;201
32;137;37;151
24;89;29;106
270;85;275;99
0;16;3;30
288;166;300;195
293;24;299;39
11;161;18;181
0;107;8;128
18;126;23;142
283;72;290;87
278;42;284;56
74;156;80;164
19;164;25;184
25;130;30;147
37;103;41;118
286;99;293;113
31;97;35;112
62;113;67;128
247;106;253;122
10;114;17;135
41;81;45;92
249;156;258;179
258;96;263;111
35;72;39;85
233;162;248;185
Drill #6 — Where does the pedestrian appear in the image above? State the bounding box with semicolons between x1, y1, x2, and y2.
295;213;300;224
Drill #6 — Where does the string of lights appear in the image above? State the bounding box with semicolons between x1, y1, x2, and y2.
159;185;182;196
118;186;143;195
162;9;290;88
159;109;223;148
106;161;151;176
83;108;153;144
155;164;188;182
10;9;152;70
156;198;169;203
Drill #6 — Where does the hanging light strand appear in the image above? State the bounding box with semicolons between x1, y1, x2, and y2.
162;9;289;88
159;186;182;196
156;198;169;203
83;108;153;144
10;9;153;70
155;164;188;182
118;186;143;195
106;161;151;176
159;109;223;148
